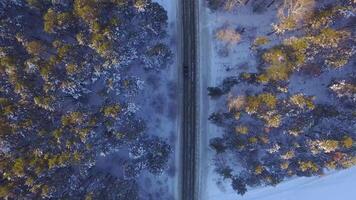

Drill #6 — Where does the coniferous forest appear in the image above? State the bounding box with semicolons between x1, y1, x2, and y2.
1;0;355;199
206;0;356;195
0;0;173;199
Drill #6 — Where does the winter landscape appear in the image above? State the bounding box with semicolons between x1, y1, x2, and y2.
0;0;355;200
0;0;179;199
199;0;356;199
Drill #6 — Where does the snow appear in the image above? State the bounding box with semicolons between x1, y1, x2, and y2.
96;0;180;199
197;1;356;200
207;166;356;200
288;64;354;105
197;1;276;199
137;0;180;199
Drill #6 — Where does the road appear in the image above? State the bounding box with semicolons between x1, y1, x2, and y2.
180;0;198;199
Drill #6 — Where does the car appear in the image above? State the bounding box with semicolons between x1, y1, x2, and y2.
183;65;189;77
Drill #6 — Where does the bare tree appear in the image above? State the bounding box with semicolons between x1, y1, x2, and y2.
274;0;315;33
224;0;248;11
278;0;315;22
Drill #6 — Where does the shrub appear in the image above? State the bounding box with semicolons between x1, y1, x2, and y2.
299;161;318;172
235;125;248;134
232;177;247;195
264;114;282;128
216;28;241;45
284;37;308;65
289;94;315;110
310;28;350;48
66;63;79;75
253;36;270;47
13;158;25;176
43;8;56;33
26;41;45;56
245;93;277;114
103;104;121;118
74;0;99;24
273;17;297;34
91;33;112;57
343;137;353;148
61;112;84;127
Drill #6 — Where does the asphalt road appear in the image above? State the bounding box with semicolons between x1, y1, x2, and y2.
181;0;198;199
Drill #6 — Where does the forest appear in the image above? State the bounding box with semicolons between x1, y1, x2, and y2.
0;0;173;199
207;0;356;195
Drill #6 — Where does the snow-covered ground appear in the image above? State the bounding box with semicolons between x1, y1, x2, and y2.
197;1;356;200
207;166;356;200
197;1;274;199
134;0;180;199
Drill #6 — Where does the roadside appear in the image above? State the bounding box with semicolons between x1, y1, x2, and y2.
145;1;181;199
196;0;211;199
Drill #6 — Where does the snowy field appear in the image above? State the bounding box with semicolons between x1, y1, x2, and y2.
197;0;356;200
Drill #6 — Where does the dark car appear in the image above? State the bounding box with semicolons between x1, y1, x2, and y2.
183;65;189;77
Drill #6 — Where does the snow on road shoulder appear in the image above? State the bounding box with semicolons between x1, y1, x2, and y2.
143;1;179;200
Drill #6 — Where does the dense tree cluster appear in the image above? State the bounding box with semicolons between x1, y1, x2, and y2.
208;0;355;195
0;0;172;199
